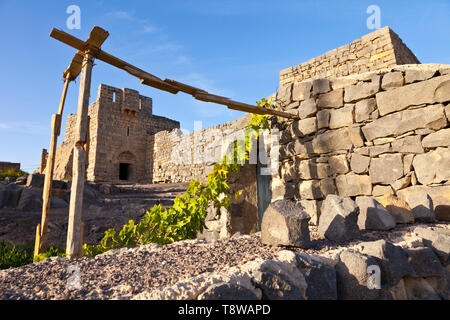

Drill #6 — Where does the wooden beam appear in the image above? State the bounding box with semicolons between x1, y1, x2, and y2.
50;26;299;119
66;52;94;259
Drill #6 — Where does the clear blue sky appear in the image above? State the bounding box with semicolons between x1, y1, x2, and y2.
0;0;449;172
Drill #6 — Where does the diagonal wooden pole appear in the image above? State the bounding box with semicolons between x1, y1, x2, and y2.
34;73;71;258
66;52;94;259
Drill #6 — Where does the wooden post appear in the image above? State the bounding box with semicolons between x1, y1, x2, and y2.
66;52;94;259
34;75;70;257
33;224;41;259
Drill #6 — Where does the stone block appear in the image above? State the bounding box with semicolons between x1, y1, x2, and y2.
298;98;317;119
335;174;372;197
299;200;320;226
311;128;354;154
356;196;396;231
316;109;330;129
377;194;414;224
344;81;380;103
412;148;450;185
277;83;292;105
312;79;331;95
361;104;446;141
318;195;360;241
355;98;376;122
421;128;450;148
391;135;424;153
317;89;344;109
372;185;394;197
404;69;437;84
369;154;404;184
350;153;370;174
328;154;349;176
375;74;450;116
290;117;317;137
329;105;354;129
261;200;311;248
403;193;435;223
298;160;329;179
292;81;312;101
381;72;404;90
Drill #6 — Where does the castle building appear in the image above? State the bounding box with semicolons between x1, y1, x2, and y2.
46;84;179;183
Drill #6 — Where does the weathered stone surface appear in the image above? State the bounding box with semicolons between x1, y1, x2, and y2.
405;247;444;278
397;186;450;222
279;139;310;160
372;185;394;197
290;117;317;137
377;194;414;224
361;104;446;141
404;69;436;84
335;250;386;300
0;183;22;208
312;79;331;96
390;174;411;191
271;179;298;201
356;197;396;231
369;154;404;184
316;109;330;129
292;81;312;101
281;160;298;182
391;135;424;154
51;197;68;209
318;195;360;241
255;270;304;300
298;160;329;180
317;89;344;109
369;144;391;157
329;105;354;129
285;101;300;111
381;71;404;90
403;276;441;300
311;127;354;153
412;148;450;185
298;98;317;119
277;83;292;105
335;174;371;197
403;154;415;175
376;74;450;116
26;173;45;188
299;179;336;200
413;227;450;265
350;153;370;174
294;252;338;300
355;98;376;122
344;81;380;103
421;128;450;148
359;240;414;286
347;125;365;147
17;188;42;211
403;193;435;223
198;283;259;300
299;200;320;226
261;200;311;248
328;154;349;176
445;104;450;121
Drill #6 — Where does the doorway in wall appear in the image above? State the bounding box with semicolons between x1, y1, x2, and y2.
119;163;130;181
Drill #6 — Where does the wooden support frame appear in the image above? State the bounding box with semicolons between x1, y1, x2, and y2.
47;25;299;259
50;26;298;120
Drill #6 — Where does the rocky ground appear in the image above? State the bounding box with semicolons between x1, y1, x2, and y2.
0;182;188;247
0;222;448;300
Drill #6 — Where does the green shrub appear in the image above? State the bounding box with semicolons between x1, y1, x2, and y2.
83;98;276;257
0;169;28;181
0;242;33;270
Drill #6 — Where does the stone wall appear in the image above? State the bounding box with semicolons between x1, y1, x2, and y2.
151;114;251;183
51;84;180;182
273;64;450;224
0;162;20;171
279;27;420;86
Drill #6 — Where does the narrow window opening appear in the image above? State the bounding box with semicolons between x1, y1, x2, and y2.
127;126;130;136
139;97;142;110
112;91;116;102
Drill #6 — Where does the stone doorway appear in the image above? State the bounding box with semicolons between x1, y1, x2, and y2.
119;163;131;181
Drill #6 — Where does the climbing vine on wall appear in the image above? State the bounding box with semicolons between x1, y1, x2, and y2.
82;98;276;257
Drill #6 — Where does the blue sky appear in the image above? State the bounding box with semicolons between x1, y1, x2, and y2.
0;0;449;172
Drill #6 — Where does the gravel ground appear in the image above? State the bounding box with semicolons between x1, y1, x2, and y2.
1;222;448;300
